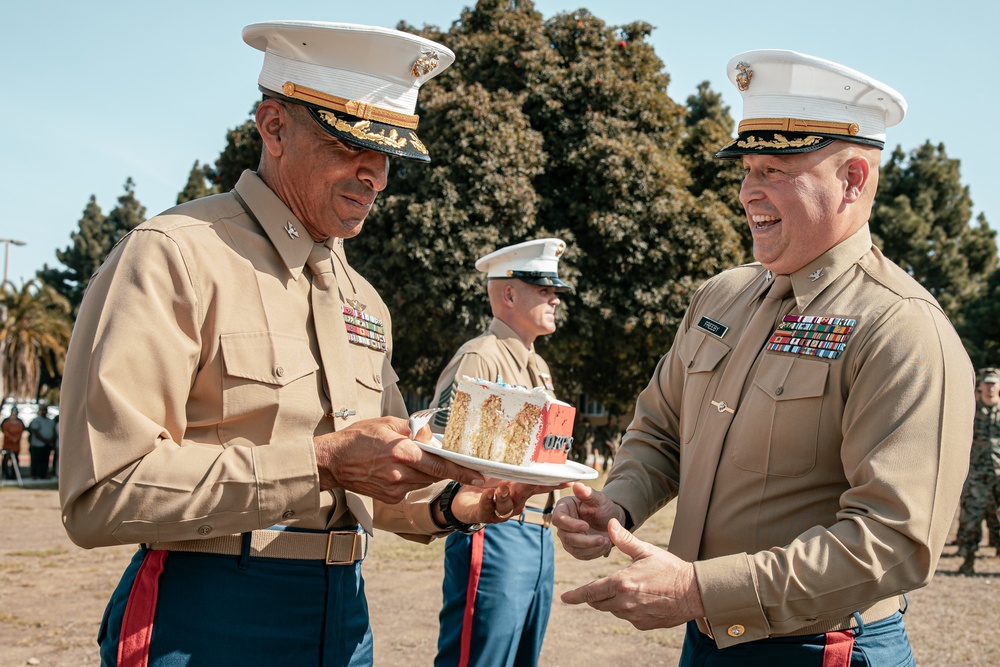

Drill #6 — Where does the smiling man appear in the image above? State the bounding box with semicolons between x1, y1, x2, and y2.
428;238;572;667
553;50;975;666
58;21;548;667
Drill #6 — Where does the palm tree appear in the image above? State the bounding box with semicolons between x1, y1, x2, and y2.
1;279;72;401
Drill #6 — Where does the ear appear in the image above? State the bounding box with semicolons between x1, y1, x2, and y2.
502;283;517;308
843;155;870;203
256;99;287;158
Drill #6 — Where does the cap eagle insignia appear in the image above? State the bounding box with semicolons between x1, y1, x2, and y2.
735;61;753;91
411;49;439;78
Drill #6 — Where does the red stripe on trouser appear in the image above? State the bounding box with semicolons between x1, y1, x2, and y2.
118;550;168;667
822;629;855;667
458;529;486;667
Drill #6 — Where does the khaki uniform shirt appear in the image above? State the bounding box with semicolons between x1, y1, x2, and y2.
603;226;974;646
59;170;447;549
429;318;558;510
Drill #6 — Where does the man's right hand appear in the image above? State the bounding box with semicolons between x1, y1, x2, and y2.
552;482;627;560
313;416;484;504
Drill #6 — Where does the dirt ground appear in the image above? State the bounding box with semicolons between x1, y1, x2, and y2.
1;480;999;667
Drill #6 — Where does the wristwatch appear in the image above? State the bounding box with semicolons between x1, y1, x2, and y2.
438;481;485;534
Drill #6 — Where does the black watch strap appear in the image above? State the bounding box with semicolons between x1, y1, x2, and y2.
438;481;485;534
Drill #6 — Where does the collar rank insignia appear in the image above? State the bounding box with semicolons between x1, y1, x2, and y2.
284;221;299;239
342;305;386;352
766;314;858;360
697;316;729;339
809;269;824;281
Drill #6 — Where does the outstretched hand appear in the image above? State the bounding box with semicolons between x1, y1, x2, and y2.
451;479;567;526
552;482;626;560
560;519;705;630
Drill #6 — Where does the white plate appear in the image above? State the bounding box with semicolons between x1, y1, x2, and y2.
418;436;598;485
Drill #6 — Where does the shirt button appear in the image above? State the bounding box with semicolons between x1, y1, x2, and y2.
727;624;745;638
775;386;784;396
375;375;381;384
282;510;295;519
275;366;285;378
198;525;212;535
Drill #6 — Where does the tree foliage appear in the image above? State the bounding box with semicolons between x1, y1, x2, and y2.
960;266;1000;367
177;160;217;204
681;82;749;254
38;178;146;314
52;0;994;413
348;0;744;408
205;103;262;193
870;142;997;323
0;279;71;401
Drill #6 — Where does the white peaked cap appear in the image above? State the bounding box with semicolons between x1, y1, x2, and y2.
716;49;906;158
476;238;572;292
243;21;455;161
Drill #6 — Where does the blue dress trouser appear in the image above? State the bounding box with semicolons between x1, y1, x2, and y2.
680;612;915;666
98;540;373;666
436;518;554;667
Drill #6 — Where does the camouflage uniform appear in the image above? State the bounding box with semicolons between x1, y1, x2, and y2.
956;397;1000;567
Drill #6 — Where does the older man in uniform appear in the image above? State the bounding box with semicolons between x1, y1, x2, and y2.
553;50;974;666
957;367;1000;574
59;22;546;667
430;238;571;667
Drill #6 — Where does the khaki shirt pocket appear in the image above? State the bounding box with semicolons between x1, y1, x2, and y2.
731;355;830;477
352;348;399;418
220;333;319;446
678;331;731;445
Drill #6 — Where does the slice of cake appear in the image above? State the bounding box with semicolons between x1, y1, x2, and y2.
441;376;575;466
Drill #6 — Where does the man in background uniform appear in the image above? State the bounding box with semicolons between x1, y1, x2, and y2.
27;403;57;479
957;367;1000;574
1;407;25;480
58;21;546;667
430;238;572;667
554;50;974;665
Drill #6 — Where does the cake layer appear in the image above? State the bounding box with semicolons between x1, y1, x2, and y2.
441;376;575;466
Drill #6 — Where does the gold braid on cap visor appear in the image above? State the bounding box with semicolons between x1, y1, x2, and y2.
282;82;420;130
733;118;862;151
738;117;861;137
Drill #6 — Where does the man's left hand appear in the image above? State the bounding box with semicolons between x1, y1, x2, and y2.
451;479;566;526
560;518;706;630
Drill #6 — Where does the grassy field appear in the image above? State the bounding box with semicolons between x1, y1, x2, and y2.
1;482;998;666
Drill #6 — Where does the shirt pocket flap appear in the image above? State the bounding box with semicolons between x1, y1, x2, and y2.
677;330;732;374
753;355;829;401
221;332;318;387
355;352;399;392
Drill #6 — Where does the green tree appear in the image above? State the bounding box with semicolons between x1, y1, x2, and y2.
177;160;217;204
960;266;1000;367
870;142;997;323
206;103;262;192
38;179;146;313
0;280;72;401
350;1;743;407
682;81;749;256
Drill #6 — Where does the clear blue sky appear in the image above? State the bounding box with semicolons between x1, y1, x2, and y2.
2;0;995;284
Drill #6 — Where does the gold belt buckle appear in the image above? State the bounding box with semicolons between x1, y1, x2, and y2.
325;530;360;565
